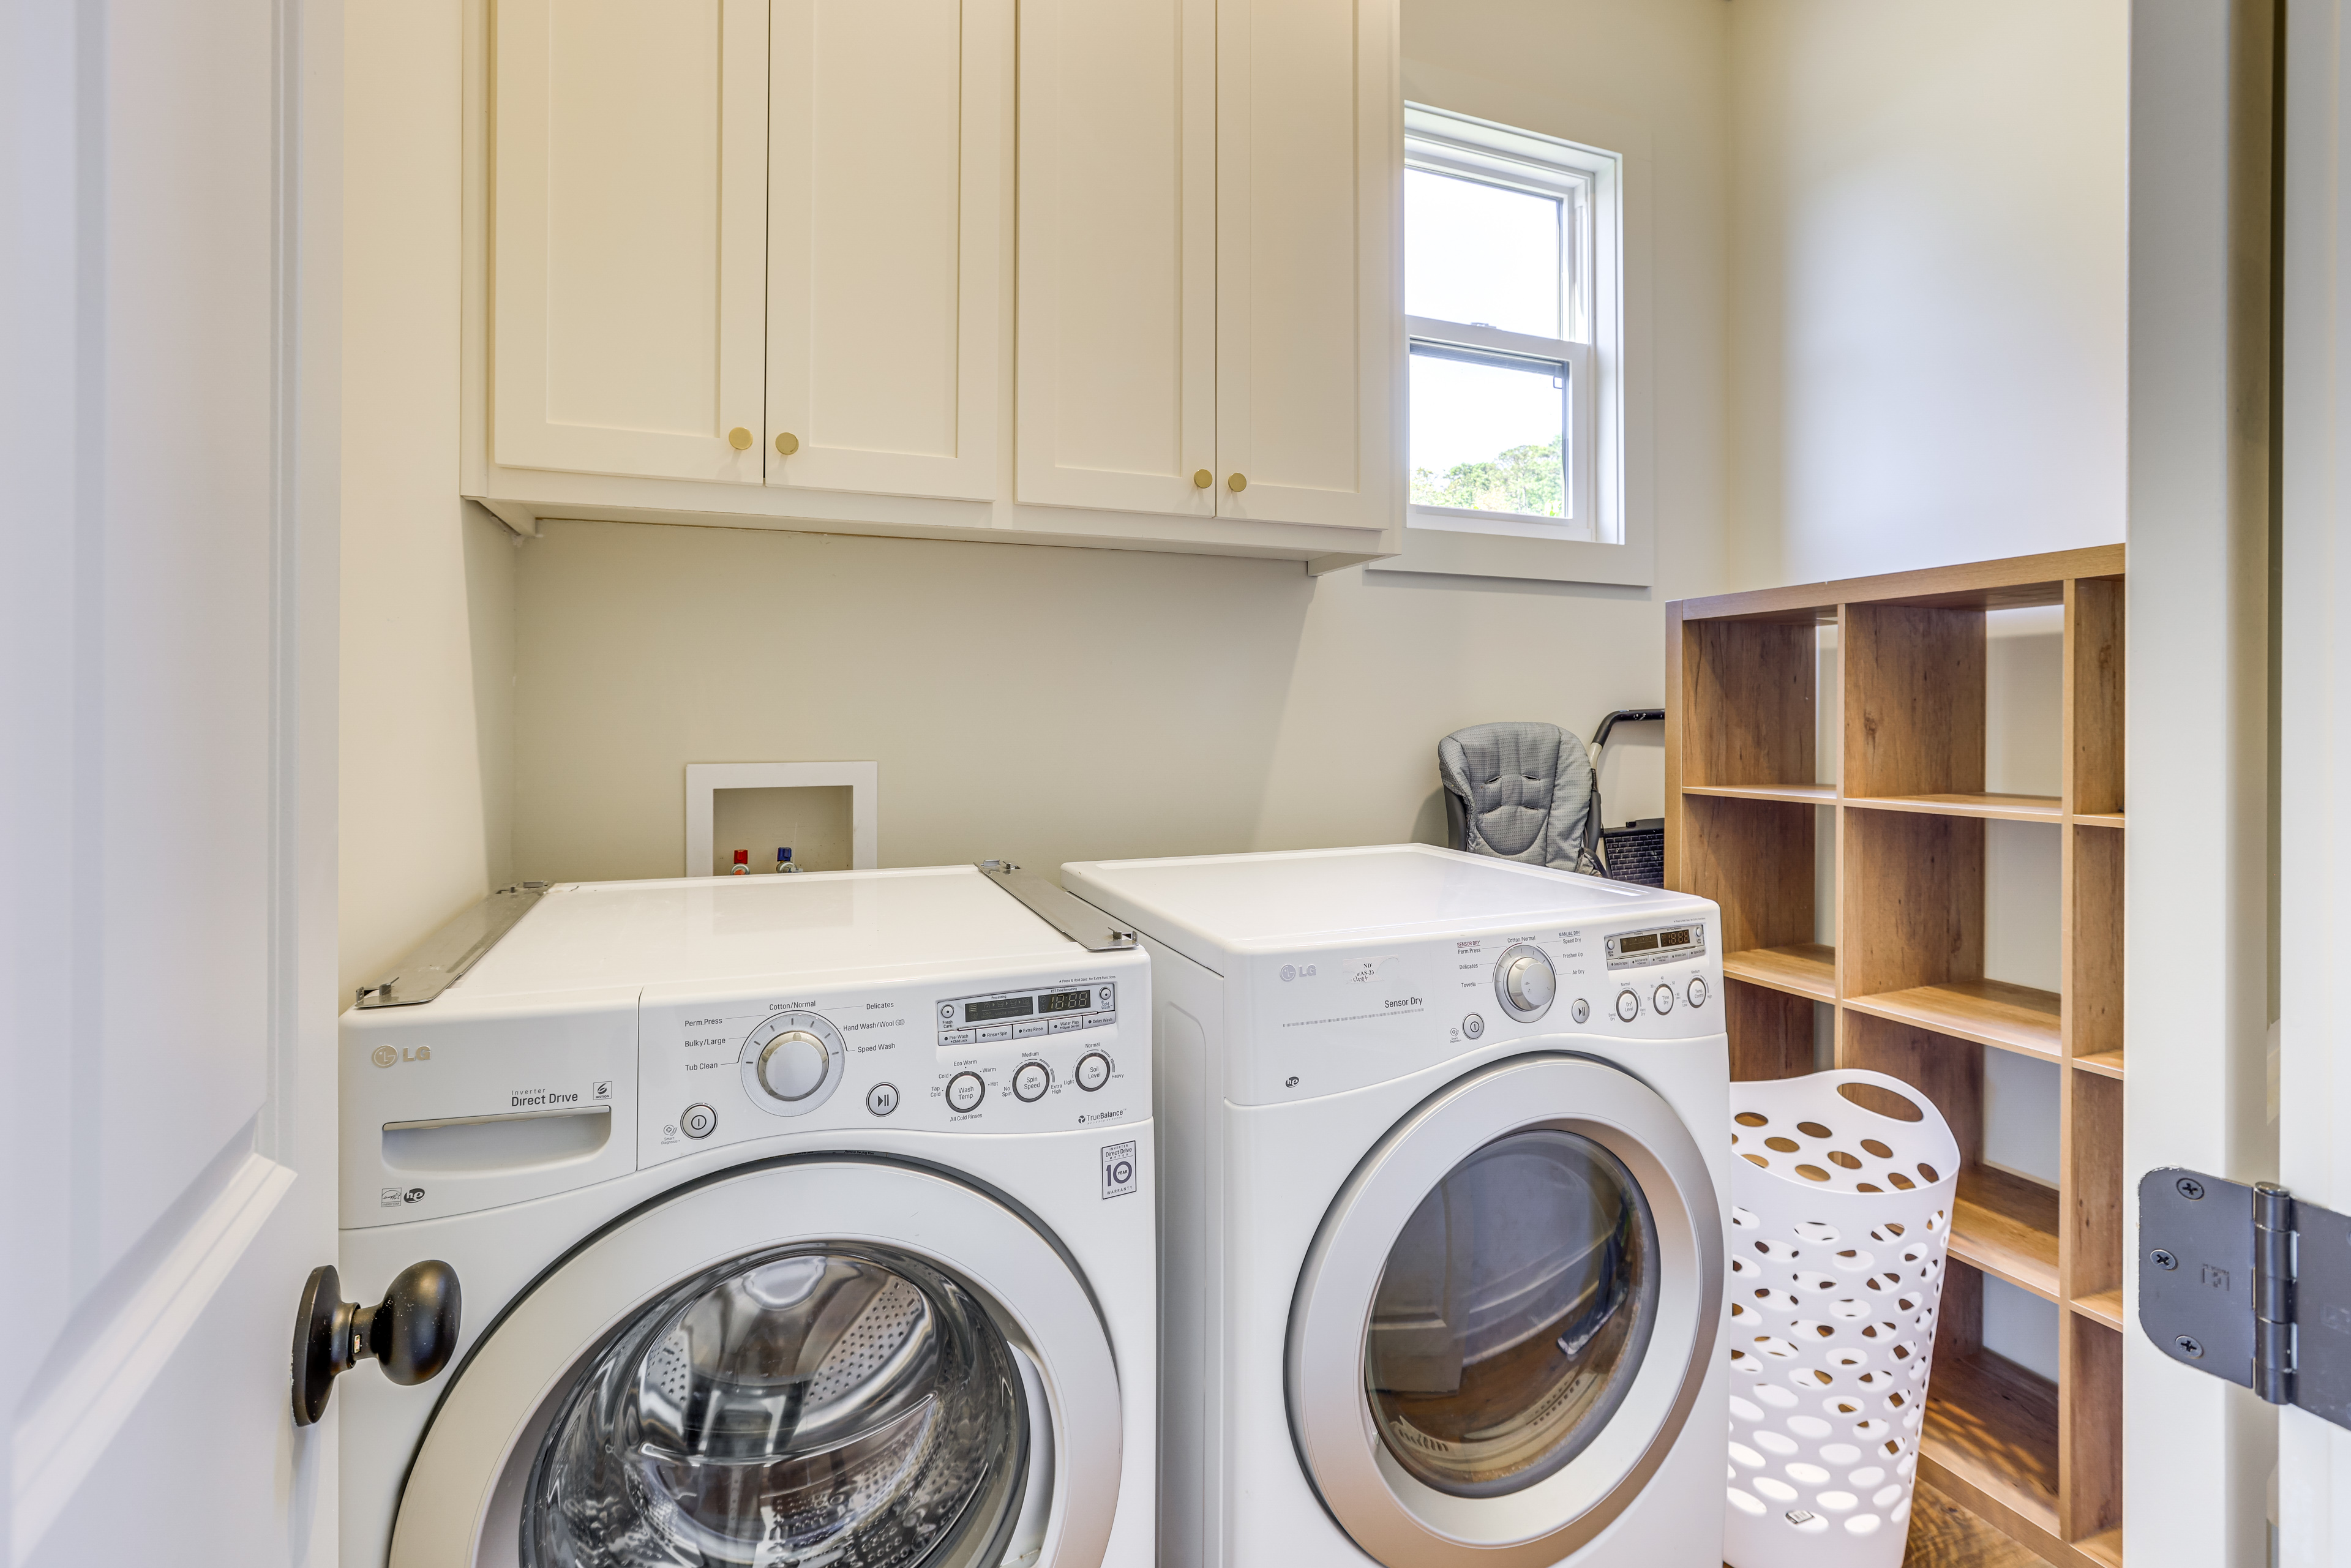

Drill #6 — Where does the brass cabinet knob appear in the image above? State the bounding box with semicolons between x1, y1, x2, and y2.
1227;472;1247;492
775;432;800;456
1193;469;1213;489
728;427;753;451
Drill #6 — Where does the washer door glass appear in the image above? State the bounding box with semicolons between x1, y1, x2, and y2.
1364;1128;1660;1498
523;1244;1026;1568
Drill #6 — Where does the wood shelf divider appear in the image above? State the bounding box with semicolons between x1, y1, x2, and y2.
1952;1167;2063;1301
2070;1289;2124;1333
1722;942;1837;1002
1845;792;2064;823
1670;547;2126;1568
1845;980;2063;1062
1682;781;1837;805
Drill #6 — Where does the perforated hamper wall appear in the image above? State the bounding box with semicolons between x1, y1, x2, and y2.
1722;1070;1962;1568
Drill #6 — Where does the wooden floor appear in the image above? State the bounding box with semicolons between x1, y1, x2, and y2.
1727;1483;2053;1568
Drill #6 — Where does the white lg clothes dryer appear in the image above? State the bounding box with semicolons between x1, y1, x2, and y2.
336;866;1153;1568
1060;844;1729;1568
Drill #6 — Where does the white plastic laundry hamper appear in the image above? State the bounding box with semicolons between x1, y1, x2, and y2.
1723;1069;1962;1568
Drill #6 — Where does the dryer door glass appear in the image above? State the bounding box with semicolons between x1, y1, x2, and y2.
1363;1128;1659;1498
522;1245;1027;1568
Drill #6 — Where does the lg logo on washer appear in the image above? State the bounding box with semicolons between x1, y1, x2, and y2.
370;1043;432;1067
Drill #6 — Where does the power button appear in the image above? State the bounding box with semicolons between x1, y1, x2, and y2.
681;1103;718;1139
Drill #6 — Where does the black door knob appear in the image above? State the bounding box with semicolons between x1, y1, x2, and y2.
290;1259;462;1426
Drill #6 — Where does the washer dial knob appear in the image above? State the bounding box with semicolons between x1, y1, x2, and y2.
1075;1051;1112;1092
1493;944;1557;1022
946;1071;986;1113
757;1031;831;1101
1615;990;1640;1022
1013;1062;1051;1103
738;1010;848;1118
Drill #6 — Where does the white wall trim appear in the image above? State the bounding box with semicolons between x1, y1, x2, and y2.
684;760;879;876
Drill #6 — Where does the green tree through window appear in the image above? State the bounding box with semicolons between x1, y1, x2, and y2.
1411;435;1565;518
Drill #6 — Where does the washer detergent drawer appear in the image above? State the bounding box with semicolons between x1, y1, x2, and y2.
340;988;639;1228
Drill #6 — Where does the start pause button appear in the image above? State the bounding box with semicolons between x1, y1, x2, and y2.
1100;1140;1138;1200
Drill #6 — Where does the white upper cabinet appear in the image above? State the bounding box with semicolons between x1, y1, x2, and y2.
766;0;1000;500
1214;0;1400;531
471;0;1399;566
1016;0;1398;532
491;0;770;483
1013;0;1217;517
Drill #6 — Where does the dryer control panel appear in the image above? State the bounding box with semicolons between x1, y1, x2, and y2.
1231;897;1721;1105
637;956;1147;1168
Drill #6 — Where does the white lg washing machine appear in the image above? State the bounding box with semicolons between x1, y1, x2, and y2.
335;865;1154;1568
1060;844;1729;1568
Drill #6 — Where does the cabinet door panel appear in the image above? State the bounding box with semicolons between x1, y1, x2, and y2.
492;0;768;482
1216;0;1398;528
767;0;1001;500
1016;0;1215;516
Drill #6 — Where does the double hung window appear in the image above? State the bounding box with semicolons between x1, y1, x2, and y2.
1404;107;1620;544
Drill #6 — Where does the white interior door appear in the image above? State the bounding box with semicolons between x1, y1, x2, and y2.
765;0;1003;501
1;0;340;1561
490;0;769;483
1213;0;1399;530
2279;0;2351;1556
1013;0;1217;516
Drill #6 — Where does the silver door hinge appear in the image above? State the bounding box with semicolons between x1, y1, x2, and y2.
2139;1168;2351;1427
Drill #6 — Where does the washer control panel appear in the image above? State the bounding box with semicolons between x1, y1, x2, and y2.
639;956;1146;1166
931;980;1124;1124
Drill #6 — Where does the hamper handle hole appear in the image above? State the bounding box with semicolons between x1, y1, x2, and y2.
1835;1079;1925;1122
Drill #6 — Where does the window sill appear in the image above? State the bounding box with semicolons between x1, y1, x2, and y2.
1364;507;1653;586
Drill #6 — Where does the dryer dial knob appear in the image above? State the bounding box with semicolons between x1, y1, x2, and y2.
1504;951;1555;1011
1615;990;1641;1022
757;1031;831;1101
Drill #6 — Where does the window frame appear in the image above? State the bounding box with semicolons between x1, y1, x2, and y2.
1380;103;1636;580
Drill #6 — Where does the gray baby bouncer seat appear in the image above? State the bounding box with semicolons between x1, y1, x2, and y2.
1438;714;1663;883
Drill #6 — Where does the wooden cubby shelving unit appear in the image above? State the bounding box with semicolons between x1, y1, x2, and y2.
1667;547;2126;1568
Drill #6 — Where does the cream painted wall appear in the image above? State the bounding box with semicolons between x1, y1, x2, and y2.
503;0;1734;887
1726;0;2129;588
339;0;515;1000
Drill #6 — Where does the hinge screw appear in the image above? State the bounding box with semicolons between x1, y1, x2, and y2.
2178;1177;2207;1200
2176;1335;2205;1359
2151;1248;2179;1270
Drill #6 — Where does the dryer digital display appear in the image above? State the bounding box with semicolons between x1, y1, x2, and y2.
1605;925;1708;968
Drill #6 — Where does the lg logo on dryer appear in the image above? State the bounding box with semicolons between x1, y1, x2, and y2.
370;1044;432;1068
